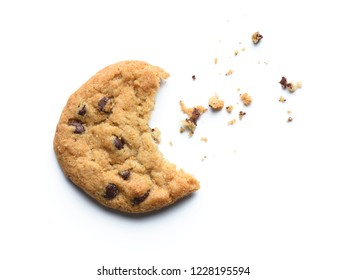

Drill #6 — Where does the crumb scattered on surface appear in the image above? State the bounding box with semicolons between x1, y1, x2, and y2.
226;105;234;113
214;58;218;64
287;110;292;114
287;81;302;93
279;76;302;93
169;141;173;147
228;119;236;125
287;117;293;122
179;100;207;136
150;127;161;144
237;88;241;92
252;31;263;44
192;75;196;81
239;111;246;120
201;155;207;162
208;95;224;111
240;93;252;106
200;137;208;142
241;47;246;51
234;50;239;56
279;96;286;103
225;69;234;76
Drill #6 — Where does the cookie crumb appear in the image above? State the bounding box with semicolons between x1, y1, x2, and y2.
214;58;218;64
287;110;292;114
239;111;246;120
150;127;161;144
234;50;239;56
200;137;208;142
225;69;234;76
241;47;246;52
226;105;234;113
169;141;173;147
228;119;236;125
179;100;207;136
287;81;302;93
279;76;302;93
279;96;286;103
240;93;252;106
201;155;207;162
208;95;224;111
287;117;293;122
192;75;196;81
252;31;263;44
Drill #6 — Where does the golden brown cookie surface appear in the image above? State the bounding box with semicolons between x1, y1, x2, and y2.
54;61;199;213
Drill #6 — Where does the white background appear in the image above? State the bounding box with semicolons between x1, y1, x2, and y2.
1;0;346;279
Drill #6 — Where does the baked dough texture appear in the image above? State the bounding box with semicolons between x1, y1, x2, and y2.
54;61;200;213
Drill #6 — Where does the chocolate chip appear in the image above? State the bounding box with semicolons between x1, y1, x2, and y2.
279;77;288;89
192;75;196;81
68;119;85;134
98;97;109;112
103;183;119;199
119;170;131;180
132;190;150;205
114;136;125;150
190;108;201;125
78;105;87;116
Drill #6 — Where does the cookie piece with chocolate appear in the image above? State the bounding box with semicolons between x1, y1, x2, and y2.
54;61;200;213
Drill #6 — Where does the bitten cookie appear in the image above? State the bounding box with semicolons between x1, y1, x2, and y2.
54;61;200;213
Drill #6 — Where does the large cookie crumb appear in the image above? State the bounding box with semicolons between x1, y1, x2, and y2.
240;93;252;106
179;100;207;136
208;95;224;111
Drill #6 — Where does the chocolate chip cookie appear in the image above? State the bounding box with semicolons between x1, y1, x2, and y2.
54;61;200;213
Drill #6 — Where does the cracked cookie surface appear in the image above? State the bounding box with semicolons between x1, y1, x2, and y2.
54;61;200;213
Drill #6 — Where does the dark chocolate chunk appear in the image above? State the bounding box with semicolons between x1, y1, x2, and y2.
279;77;288;89
78;105;87;116
189;108;201;125
114;136;125;150
98;96;109;112
103;183;119;199
68;119;85;134
192;75;196;81
119;170;131;180
132;190;150;205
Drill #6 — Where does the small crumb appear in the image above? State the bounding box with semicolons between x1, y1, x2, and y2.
201;155;207;162
228;119;236;125
279;96;286;103
192;75;196;81
237;88;241;92
208;95;224;111
214;58;218;64
252;31;263;44
234;50;239;56
287;81;302;93
225;69;234;76
287;117;293;122
150;127;161;144
240;93;252;106
169;141;173;147
200;137;208;143
241;47;246;51
226;105;234;113
239;111;246;120
287;110;292;114
279;76;302;93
